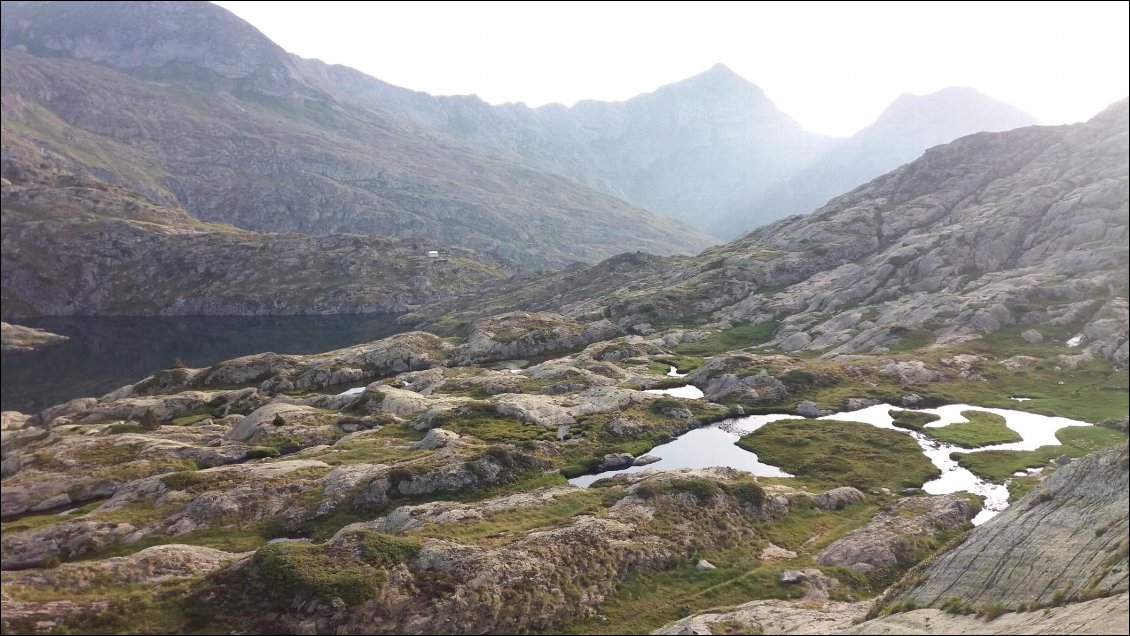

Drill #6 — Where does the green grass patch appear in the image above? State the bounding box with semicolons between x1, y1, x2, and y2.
1056;425;1129;452
313;437;428;466
953;427;1128;483
654;354;707;374
171;413;212;426
301;470;570;543
246;446;280;459
558;550;802;634
926;411;1021;449
675;321;779;357
0;575;201;634
634;477;766;507
370;423;428;442
927;325;1130;423
1;500;104;538
737;419;941;491
90;524;276;560
886;326;935;353
443;414;558;443
419;403;559;443
559;502;884;635
355;531;421;565
105;422;144;435
1006;474;1042;503
251;532;418;607
889;409;940;432
757;503;882;554
413;489;605;544
941;596;976;615
977;601;1008;620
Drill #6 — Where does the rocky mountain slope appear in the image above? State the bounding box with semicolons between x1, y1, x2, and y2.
409;98;1129;369
0;1;713;270
0;142;508;317
717;88;1038;237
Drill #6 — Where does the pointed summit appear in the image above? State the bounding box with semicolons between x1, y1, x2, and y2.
677;63;761;91
869;87;1037;138
714;87;1039;237
705;62;738;76
646;63;779;116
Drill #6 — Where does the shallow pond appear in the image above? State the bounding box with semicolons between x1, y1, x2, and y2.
570;388;1091;524
569;414;799;487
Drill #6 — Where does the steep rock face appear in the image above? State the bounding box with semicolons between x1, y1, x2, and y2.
1;211;508;317
0;121;509;317
880;445;1129;610
0;2;715;270
846;594;1129;635
718;88;1039;236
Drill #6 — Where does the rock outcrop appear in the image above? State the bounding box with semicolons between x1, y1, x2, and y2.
815;495;974;573
454;312;615;364
0;322;69;352
653;599;868;635
410;99;1129;364
846;593;1129;635
876;445;1129;611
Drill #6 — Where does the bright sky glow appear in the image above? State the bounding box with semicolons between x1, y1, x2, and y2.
215;1;1129;137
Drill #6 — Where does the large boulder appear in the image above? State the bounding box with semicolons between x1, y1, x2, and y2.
815;495;973;572
455;312;616;364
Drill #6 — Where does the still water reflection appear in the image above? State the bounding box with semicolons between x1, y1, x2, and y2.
1;315;409;412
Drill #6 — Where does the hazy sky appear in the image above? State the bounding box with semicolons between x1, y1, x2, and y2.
215;1;1129;137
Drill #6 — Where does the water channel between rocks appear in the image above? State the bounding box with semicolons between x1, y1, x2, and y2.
571;376;1091;525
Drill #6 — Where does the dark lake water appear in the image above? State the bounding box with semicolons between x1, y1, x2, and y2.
1;315;411;413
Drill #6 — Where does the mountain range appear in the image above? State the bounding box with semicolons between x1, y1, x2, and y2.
336;62;1037;238
1;1;1043;322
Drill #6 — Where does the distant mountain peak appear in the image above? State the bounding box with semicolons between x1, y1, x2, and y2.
676;62;762;92
872;87;1038;130
704;62;739;76
1089;96;1129;123
640;63;785;121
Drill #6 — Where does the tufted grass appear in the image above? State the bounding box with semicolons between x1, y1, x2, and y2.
674;321;779;357
925;411;1021;449
412;488;606;545
889;409;940;432
953;427;1128;483
737;419;941;491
